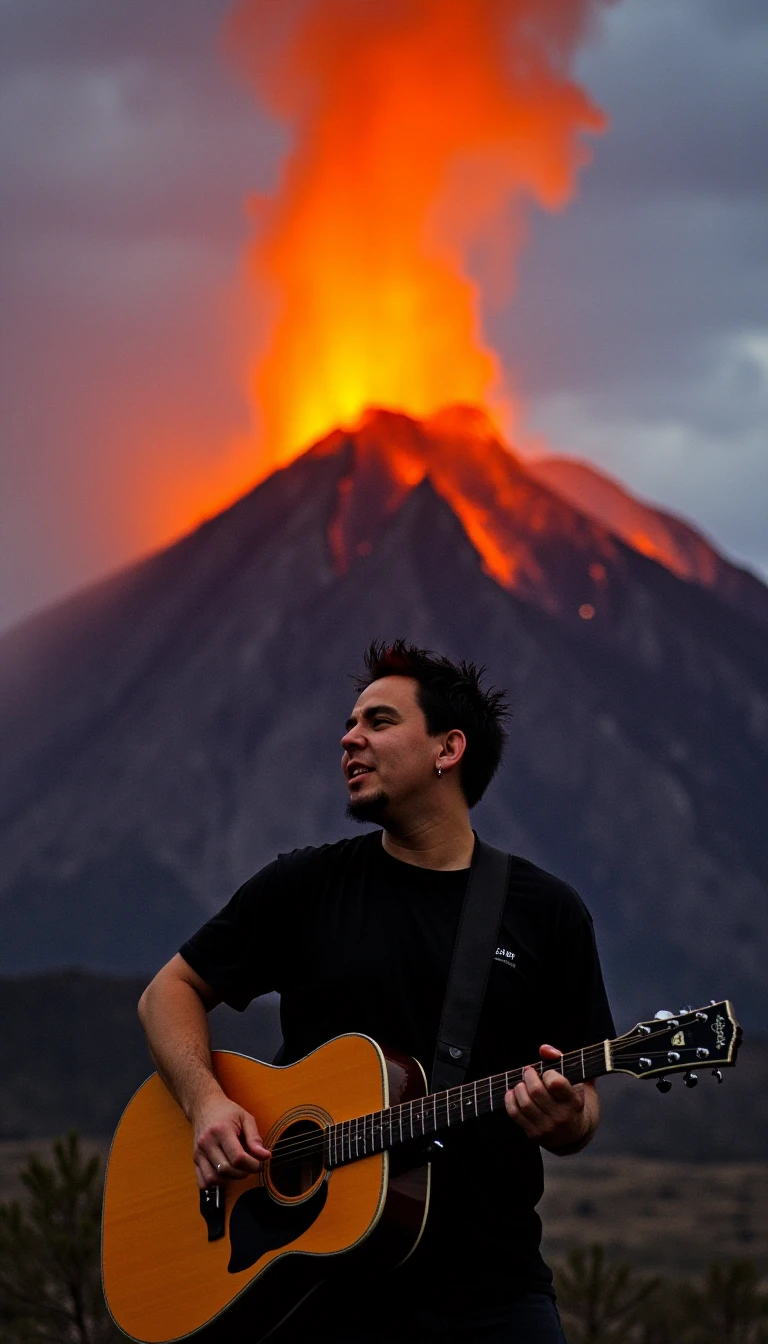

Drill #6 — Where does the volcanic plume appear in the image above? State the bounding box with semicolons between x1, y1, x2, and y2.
226;0;607;475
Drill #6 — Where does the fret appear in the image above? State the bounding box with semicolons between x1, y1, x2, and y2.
325;1042;613;1171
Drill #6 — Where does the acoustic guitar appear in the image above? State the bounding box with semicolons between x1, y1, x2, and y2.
102;1000;741;1342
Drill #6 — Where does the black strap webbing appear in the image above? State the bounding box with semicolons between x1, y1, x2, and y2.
431;837;512;1092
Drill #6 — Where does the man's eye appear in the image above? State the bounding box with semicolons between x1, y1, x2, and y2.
372;718;391;728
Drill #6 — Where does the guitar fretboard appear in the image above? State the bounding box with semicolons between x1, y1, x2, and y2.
323;1045;608;1168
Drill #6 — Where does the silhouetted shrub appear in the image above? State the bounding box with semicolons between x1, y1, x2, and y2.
0;1133;119;1343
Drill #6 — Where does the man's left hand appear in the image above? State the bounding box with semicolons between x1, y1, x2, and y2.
504;1043;594;1153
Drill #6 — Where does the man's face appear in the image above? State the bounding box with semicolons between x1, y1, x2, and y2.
341;676;440;823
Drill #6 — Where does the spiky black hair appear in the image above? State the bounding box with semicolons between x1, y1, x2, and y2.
355;639;510;807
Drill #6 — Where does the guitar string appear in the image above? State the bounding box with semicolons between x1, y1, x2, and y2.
263;1020;725;1168
265;1015;719;1165
263;1043;662;1169
265;1044;611;1168
260;1020;725;1169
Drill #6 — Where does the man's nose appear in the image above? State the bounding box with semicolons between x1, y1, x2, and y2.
341;724;365;750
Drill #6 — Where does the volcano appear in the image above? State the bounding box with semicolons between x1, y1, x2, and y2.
0;408;765;1029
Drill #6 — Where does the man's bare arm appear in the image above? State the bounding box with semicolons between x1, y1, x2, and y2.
138;954;270;1187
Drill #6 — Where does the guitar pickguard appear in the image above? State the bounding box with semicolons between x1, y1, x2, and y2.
227;1182;328;1274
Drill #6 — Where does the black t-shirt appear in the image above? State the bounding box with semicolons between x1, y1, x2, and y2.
180;831;615;1304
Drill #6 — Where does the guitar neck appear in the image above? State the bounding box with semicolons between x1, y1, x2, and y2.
324;1040;610;1168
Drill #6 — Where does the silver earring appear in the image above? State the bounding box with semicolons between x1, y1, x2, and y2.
436;763;442;778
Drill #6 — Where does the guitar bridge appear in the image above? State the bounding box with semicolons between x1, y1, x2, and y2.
200;1185;225;1242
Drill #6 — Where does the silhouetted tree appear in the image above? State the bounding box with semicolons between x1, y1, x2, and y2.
679;1260;768;1344
555;1242;660;1343
0;1132;119;1343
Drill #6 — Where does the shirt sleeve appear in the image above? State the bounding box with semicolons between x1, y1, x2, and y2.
179;858;288;1011
544;886;616;1056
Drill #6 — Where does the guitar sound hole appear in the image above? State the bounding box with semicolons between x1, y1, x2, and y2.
270;1119;325;1199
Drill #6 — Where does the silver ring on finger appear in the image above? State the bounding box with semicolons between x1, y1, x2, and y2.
216;1163;222;1172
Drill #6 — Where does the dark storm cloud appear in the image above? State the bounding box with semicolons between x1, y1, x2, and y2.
1;0;766;631
499;0;768;574
580;0;768;200
1;0;285;246
2;0;229;72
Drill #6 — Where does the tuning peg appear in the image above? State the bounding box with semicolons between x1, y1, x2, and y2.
679;1005;694;1014
683;1071;698;1088
656;1077;672;1093
654;1010;675;1020
712;1069;723;1084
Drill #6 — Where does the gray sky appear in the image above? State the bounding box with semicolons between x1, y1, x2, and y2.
1;0;767;632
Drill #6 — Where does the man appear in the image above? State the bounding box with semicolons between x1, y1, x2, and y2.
139;641;615;1342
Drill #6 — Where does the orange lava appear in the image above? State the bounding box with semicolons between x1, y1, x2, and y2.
225;0;606;475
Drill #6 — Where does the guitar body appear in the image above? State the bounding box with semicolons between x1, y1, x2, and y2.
103;1000;741;1341
102;1035;430;1342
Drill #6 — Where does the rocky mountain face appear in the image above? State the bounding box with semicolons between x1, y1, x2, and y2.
528;453;768;625
0;408;765;1032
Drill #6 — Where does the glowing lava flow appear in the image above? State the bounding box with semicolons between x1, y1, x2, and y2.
317;405;618;612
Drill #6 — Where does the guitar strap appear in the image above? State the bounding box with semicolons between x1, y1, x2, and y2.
430;835;512;1092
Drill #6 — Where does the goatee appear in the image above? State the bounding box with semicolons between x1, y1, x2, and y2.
346;791;391;825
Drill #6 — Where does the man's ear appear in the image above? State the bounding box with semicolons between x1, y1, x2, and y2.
439;729;466;772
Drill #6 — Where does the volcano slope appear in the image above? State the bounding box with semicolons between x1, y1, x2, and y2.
0;408;765;1032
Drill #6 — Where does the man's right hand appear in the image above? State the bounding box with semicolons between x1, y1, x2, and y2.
193;1096;271;1189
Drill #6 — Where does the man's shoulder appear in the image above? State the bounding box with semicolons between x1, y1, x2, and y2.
503;851;592;923
273;831;377;878
230;832;375;907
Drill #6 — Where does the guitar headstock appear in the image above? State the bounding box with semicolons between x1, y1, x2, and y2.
610;1000;741;1085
